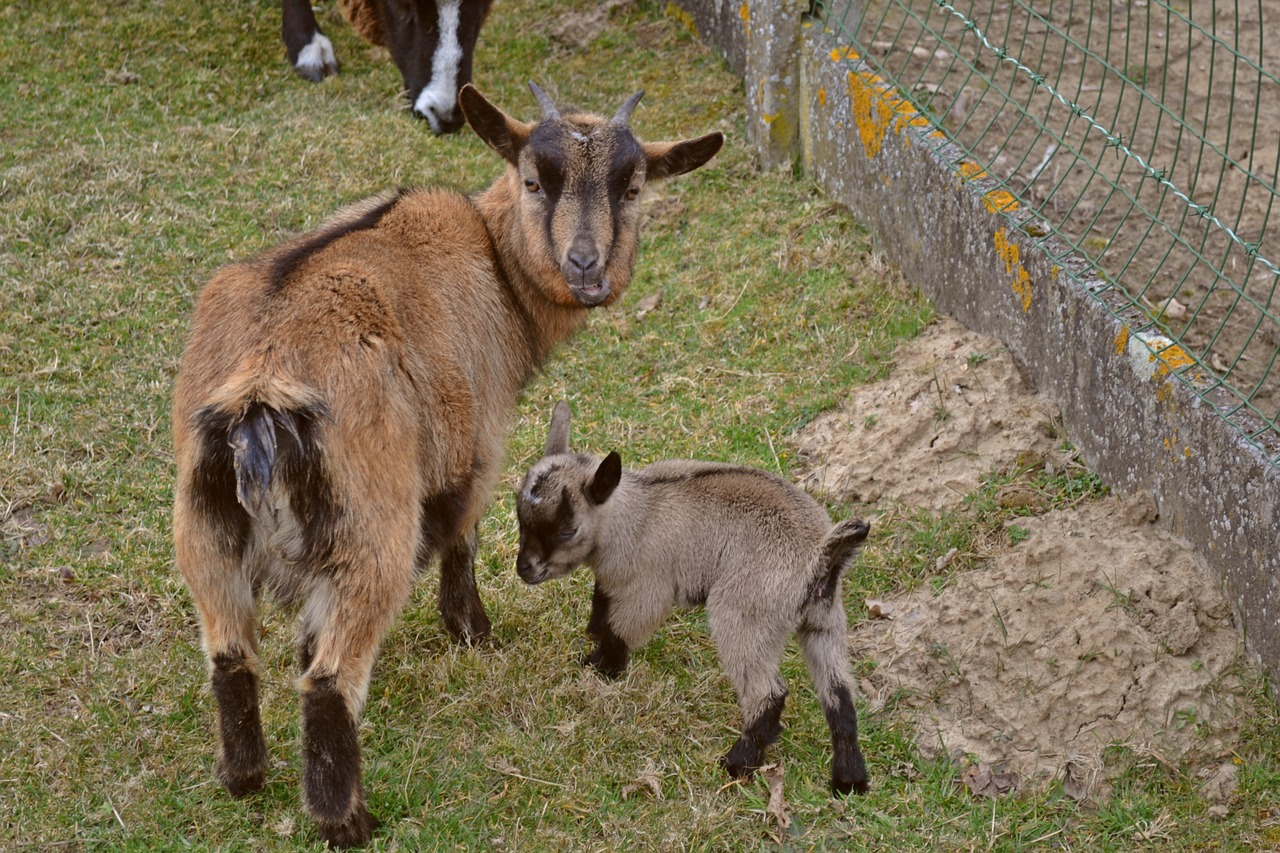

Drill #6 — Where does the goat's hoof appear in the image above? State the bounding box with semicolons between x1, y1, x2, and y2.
832;774;870;796
216;763;265;799
316;805;380;849
445;614;492;647
582;649;624;680
719;751;759;780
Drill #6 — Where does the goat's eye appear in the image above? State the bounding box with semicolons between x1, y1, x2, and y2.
624;186;640;201
524;179;541;194
558;527;577;542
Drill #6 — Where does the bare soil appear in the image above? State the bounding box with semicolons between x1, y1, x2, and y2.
797;318;1246;800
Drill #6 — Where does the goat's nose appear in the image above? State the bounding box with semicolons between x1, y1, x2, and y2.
567;248;599;276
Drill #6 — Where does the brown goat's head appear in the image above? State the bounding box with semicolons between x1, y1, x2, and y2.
460;82;724;308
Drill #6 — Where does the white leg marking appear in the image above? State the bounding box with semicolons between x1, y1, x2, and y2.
295;32;337;79
413;0;463;131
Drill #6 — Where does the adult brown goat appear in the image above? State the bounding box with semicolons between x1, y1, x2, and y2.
172;82;722;848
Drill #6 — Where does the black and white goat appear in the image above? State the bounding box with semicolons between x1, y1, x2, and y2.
172;84;722;848
515;402;872;795
282;0;493;132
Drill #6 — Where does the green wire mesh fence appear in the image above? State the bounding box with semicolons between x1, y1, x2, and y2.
813;0;1280;463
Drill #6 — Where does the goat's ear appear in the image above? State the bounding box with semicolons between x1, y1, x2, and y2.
461;84;532;165
545;401;572;456
589;451;622;505
642;132;724;181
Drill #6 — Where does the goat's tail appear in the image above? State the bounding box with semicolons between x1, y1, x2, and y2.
193;371;330;520
806;518;871;605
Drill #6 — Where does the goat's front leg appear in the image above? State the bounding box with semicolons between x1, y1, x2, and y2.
438;526;491;644
585;581;609;641
584;623;631;679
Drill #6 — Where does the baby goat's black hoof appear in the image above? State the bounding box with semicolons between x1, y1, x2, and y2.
582;648;625;680
719;744;763;780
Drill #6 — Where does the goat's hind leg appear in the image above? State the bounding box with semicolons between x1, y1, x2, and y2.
298;517;418;848
712;617;788;779
798;606;870;795
175;500;267;798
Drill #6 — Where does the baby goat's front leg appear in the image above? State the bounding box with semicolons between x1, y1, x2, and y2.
583;585;630;677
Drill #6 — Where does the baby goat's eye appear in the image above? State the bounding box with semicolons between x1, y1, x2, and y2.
624;185;640;201
524;179;541;194
558;527;577;542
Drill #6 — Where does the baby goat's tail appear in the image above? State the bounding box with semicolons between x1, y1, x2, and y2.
807;518;871;605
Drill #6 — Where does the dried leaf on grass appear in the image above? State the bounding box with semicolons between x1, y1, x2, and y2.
762;762;791;831
1061;760;1090;801
621;758;664;801
865;598;894;619
959;762;1018;798
1198;761;1239;806
635;292;662;320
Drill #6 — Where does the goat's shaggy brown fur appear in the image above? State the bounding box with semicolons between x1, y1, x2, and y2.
172;83;721;848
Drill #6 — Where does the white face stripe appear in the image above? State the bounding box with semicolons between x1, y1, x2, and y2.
412;0;464;130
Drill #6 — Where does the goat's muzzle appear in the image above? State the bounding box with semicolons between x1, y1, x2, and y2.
563;239;611;306
516;553;549;585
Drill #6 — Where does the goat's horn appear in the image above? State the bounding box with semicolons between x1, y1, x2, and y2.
612;90;645;126
528;81;560;120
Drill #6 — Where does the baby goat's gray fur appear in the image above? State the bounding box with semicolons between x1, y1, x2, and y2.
515;402;871;795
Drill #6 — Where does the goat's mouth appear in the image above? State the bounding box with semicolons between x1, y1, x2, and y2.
517;561;549;585
568;278;612;307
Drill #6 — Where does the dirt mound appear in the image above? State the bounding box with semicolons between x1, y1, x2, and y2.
797;317;1063;510
796;319;1245;797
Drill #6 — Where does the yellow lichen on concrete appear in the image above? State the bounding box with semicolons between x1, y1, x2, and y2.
817;86;826;107
994;227;1033;312
983;190;1020;214
1114;326;1130;355
830;46;860;62
847;70;895;159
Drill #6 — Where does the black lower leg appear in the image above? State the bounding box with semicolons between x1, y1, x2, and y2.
437;529;491;643
825;681;869;796
584;615;630;679
721;691;787;779
585;582;609;641
302;675;378;848
211;650;268;797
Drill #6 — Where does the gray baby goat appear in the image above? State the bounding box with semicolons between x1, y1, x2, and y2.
515;402;871;795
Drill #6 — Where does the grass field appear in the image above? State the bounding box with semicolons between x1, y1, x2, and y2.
3;0;1279;849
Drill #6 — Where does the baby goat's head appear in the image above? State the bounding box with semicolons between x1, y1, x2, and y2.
515;402;620;584
461;82;723;308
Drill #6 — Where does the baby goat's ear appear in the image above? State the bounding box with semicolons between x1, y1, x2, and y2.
545;401;572;455
589;451;622;505
461;83;533;166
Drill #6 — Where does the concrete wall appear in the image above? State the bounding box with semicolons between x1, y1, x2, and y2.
667;0;1280;685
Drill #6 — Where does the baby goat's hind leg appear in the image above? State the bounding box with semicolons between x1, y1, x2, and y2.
798;605;870;795
175;493;267;798
712;618;789;779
